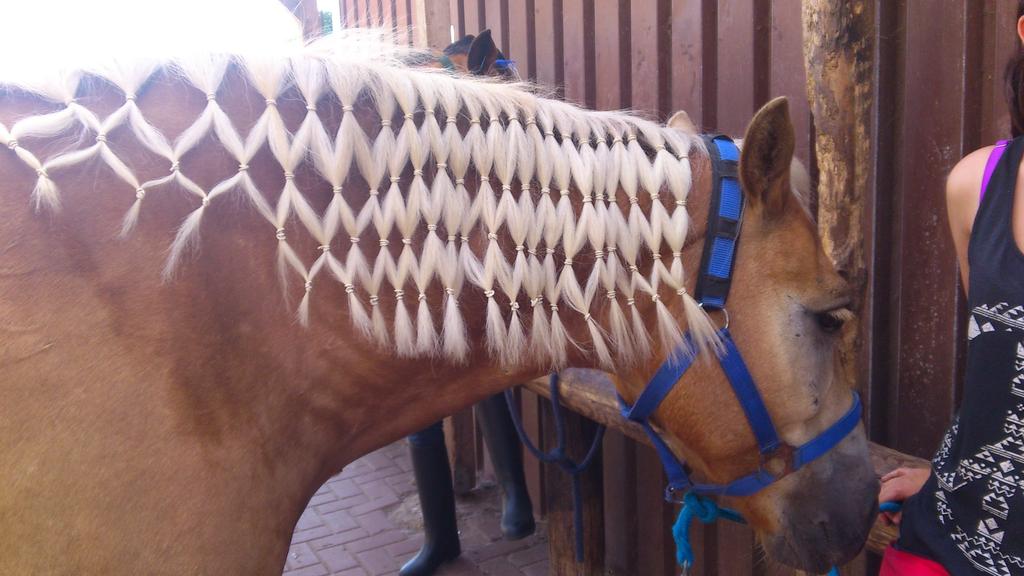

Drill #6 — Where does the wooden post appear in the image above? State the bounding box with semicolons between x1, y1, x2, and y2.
542;407;605;575
520;388;547;518
802;0;875;387
802;2;876;574
411;0;452;49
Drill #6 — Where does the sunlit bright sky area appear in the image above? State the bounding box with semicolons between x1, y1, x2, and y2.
0;0;304;80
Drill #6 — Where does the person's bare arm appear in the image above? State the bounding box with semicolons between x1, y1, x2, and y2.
945;146;992;296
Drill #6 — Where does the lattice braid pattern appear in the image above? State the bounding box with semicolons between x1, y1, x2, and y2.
0;43;720;370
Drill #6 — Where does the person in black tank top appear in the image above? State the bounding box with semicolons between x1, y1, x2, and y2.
879;6;1024;574
894;137;1024;575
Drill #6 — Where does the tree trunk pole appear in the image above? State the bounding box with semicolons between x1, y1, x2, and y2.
802;2;876;573
802;0;875;406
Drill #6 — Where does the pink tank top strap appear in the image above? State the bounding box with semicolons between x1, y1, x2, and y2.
981;139;1011;203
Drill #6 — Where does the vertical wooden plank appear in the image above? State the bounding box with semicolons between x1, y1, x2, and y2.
367;0;381;27
454;0;466;39
412;0;453;50
634;446;676;575
980;0;1018;143
483;0;506;52
353;0;364;26
630;0;671;118
507;0;534;80
533;0;564;92
499;0;511;56
347;0;359;28
891;0;968;458
771;1;812;165
961;2;985;159
715;523;755;576
670;0;708;127
594;0;629;111
520;389;546;517
542;410;605;574
380;0;391;29
753;1;772;110
394;0;410;44
688;510;712;576
716;0;755;135
464;0;483;34
356;0;367;26
602;431;637;574
561;0;595;107
443;409;476;494
350;0;362;28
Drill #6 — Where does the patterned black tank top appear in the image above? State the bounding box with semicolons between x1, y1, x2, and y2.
898;136;1024;575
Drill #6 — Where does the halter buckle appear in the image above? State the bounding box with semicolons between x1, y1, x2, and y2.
664;483;691;504
759;443;796;480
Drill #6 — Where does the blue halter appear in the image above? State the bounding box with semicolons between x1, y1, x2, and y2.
617;134;863;501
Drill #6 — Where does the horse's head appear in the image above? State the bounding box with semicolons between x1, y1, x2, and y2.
435;29;515;78
618;97;876;572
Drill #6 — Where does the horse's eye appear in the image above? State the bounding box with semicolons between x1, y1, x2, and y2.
815;308;851;334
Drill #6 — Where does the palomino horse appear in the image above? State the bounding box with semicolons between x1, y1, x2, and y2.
0;37;875;574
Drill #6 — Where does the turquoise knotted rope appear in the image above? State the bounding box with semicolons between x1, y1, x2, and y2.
674;497;903;575
673;492;746;568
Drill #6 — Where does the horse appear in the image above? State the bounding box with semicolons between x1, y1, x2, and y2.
411;28;513;80
0;36;876;574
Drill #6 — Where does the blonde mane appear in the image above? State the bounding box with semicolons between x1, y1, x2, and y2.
0;33;718;370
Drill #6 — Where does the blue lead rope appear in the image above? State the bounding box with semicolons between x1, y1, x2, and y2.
504;374;605;562
674;499;904;575
673;493;746;568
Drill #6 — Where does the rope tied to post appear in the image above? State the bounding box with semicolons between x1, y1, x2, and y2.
504;374;605;562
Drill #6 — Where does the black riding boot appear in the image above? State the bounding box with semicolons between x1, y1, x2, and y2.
475;393;536;540
400;422;461;576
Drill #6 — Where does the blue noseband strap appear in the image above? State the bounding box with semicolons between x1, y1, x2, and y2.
620;328;863;499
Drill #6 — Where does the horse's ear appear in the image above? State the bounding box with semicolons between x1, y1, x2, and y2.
667;110;697;133
740;96;795;219
444;34;475;55
467;29;499;75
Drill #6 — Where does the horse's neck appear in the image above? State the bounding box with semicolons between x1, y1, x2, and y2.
0;55;716;375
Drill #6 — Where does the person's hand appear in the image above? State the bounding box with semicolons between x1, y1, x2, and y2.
878;467;931;525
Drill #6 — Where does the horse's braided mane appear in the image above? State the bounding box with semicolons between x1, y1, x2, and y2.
0;33;718;370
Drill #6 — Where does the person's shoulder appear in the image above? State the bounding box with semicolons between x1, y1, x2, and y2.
947;145;996;199
946;144;1004;236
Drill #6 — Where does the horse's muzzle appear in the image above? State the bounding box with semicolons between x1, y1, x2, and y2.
761;427;879;573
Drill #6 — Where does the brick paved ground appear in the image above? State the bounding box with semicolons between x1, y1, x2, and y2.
283;442;549;576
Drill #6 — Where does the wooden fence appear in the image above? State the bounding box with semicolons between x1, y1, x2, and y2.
294;0;1022;574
